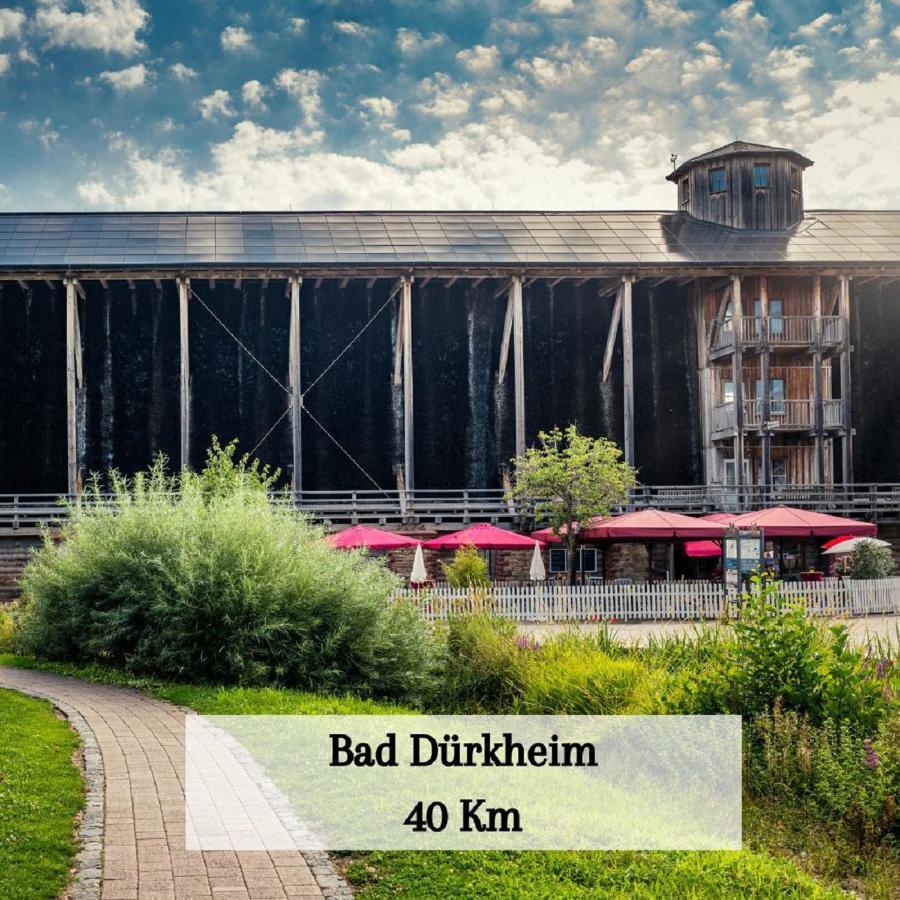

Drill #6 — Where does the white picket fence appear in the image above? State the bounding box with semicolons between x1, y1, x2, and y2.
396;577;900;623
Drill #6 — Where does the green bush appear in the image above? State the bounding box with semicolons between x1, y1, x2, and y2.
15;443;438;704
850;541;895;579
516;634;665;715
439;614;523;712
441;544;490;589
0;604;14;653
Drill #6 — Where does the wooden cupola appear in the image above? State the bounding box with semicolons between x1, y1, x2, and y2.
667;141;814;230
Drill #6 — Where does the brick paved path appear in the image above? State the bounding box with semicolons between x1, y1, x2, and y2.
0;667;350;900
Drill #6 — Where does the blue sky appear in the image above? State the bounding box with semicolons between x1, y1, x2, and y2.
0;0;898;210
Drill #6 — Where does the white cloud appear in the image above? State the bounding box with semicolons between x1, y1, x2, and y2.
334;20;372;38
480;87;529;112
36;0;149;55
796;13;833;37
360;96;397;119
221;25;251;52
0;52;9;74
518;35;618;88
98;61;149;92
891;25;900;40
529;0;574;12
396;28;445;54
20;117;60;149
681;40;726;86
17;45;37;65
290;17;306;34
0;7;26;41
73;116;679;211
170;62;197;81
242;79;267;109
198;89;235;120
764;46;814;82
457;44;500;74
274;68;323;126
417;73;473;118
625;46;667;73
644;0;695;26
717;0;766;37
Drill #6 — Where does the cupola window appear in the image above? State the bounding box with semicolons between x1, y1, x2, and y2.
752;164;770;188
709;167;727;193
680;176;690;211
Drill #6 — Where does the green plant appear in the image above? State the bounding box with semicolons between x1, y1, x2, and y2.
850;541;895;579
438;614;523;712
441;544;490;589
0;605;14;653
15;446;438;704
507;424;637;584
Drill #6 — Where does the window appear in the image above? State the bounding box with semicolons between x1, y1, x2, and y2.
790;165;801;192
723;380;734;404
755;378;785;414
680;177;690;211
752;297;784;335
772;458;787;486
548;548;599;574
709;167;727;193
752;164;769;188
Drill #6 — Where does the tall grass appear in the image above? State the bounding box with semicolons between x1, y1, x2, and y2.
15;445;438;704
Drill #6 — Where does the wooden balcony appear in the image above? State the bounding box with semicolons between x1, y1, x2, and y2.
711;316;843;355
713;398;845;435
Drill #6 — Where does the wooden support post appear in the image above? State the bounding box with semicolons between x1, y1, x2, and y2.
759;276;772;491
497;285;514;383
731;275;744;490
812;275;825;484
512;274;526;458
177;277;191;471
622;276;635;466
289;276;302;497
65;278;80;496
402;275;414;490
839;274;853;484
601;283;624;383
693;282;715;482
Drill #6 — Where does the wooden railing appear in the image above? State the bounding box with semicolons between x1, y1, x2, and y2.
397;577;900;622
4;483;900;527
714;399;843;432
712;316;844;353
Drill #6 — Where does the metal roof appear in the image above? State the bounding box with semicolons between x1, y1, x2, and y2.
0;209;898;270
668;141;814;181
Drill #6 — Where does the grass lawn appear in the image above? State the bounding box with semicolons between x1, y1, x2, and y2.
0;686;84;900
2;655;878;898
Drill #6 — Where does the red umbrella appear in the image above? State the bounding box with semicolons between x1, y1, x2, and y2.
530;517;609;544
684;540;722;558
425;523;543;550
822;533;866;550
702;512;739;524
328;525;420;551
581;508;728;540
728;506;876;538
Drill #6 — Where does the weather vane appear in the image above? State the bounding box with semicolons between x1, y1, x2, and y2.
670;153;678;170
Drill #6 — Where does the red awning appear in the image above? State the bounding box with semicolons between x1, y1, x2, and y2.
728;506;877;538
327;525;420;551
684;540;722;558
530;517;608;544
582;508;728;540
425;523;543;551
702;512;740;524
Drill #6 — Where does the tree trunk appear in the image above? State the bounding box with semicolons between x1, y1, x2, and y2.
567;532;578;586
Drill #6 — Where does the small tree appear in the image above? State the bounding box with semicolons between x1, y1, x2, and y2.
507;425;637;584
442;544;491;589
850;541;895;580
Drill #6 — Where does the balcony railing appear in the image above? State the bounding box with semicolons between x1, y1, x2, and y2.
4;483;900;525
712;316;843;352
713;399;844;433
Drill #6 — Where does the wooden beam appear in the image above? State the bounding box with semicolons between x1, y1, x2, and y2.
289;276;302;496
402;275;415;490
497;285;514;383
339;278;349;289
420;276;431;288
392;299;404;388
65;278;79;495
387;278;403;302
314;278;323;290
512;275;526;458
366;277;378;289
127;279;135;291
234;277;241;291
548;276;565;289
446;277;458;289
731;276;744;489
601;284;624;383
177;278;191;470
708;283;733;352
812;275;825;483
494;279;512;300
759;276;772;491
840;275;853;484
622;277;635;465
16;279;27;291
74;281;86;300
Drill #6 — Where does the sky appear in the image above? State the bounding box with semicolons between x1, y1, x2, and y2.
0;0;898;211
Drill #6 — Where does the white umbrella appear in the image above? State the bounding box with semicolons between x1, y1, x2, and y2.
410;543;428;584
529;542;547;581
823;536;890;555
